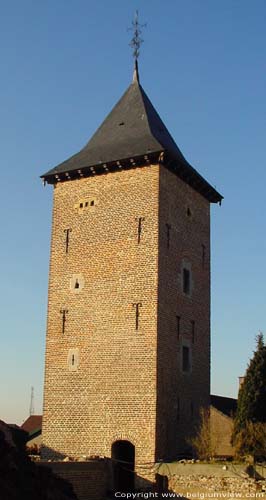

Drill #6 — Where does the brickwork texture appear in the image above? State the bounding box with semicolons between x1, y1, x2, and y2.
42;162;210;464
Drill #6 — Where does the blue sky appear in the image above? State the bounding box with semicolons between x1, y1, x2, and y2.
1;0;265;424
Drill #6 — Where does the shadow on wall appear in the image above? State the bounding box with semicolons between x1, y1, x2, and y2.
41;444;68;461
40;445;187;500
0;424;77;500
107;471;188;499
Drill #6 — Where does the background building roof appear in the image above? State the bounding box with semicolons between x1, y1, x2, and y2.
211;395;237;417
21;415;42;436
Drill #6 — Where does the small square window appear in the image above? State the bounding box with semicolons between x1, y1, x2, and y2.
183;268;190;295
182;346;190;372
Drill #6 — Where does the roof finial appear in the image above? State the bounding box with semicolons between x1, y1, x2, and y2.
128;10;146;83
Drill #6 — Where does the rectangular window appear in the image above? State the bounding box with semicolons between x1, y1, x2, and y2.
191;320;195;343
183;268;190;295
182;346;190;372
176;315;181;340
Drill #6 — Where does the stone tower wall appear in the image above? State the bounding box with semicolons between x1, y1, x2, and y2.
156;166;210;460
42;165;160;463
42;162;211;464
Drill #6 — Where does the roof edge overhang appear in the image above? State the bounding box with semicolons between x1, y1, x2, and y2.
164;153;223;204
41;150;223;204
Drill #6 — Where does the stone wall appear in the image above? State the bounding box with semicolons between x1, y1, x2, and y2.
157;463;266;499
38;460;108;500
210;406;235;457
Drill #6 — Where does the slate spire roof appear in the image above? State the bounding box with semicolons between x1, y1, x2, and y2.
42;64;222;203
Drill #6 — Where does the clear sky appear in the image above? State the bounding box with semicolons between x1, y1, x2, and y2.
1;0;265;425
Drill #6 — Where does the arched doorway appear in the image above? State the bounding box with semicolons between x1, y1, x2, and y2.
111;440;135;492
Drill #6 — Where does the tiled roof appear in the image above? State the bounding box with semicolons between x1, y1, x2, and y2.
21;415;42;435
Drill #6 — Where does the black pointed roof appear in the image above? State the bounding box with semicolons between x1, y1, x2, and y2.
42;72;222;203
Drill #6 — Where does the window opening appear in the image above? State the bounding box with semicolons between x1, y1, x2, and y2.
67;349;79;371
63;228;72;254
183;268;190;295
176;315;181;340
60;308;68;334
182;346;190;372
191;320;195;343
136;217;145;244
166;223;171;249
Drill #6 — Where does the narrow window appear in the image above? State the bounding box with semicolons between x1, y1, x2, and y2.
63;228;72;254
166;223;171;249
183;268;190;295
68;349;79;371
70;274;84;293
187;207;192;217
191;320;195;343
60;308;68;334
90;200;95;206
136;217;145;244
85;201;89;207
182;346;190;372
176;315;181;340
79;202;83;208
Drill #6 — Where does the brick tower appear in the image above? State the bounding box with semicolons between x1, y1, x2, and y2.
41;62;222;469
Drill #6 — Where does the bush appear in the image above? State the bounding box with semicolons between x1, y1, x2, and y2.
233;421;266;460
189;408;216;460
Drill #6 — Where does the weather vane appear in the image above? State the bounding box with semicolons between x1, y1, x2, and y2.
128;10;146;61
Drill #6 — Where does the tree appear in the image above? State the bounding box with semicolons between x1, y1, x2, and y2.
232;333;266;457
